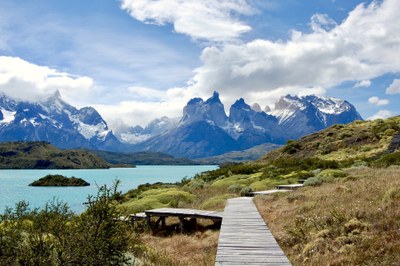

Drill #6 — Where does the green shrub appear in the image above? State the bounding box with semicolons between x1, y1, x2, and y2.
121;188;195;214
227;184;242;193
0;183;131;265
270;157;339;172
198;163;262;182
249;179;279;191
305;169;347;186
304;176;324;186
240;187;253;196
199;194;235;210
372;151;400;167
185;179;205;190
211;175;254;189
317;169;347;179
283;140;301;154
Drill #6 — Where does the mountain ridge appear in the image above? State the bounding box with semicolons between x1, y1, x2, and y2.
124;92;362;158
0;91;363;159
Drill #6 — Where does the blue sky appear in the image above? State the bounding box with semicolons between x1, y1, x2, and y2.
0;0;399;128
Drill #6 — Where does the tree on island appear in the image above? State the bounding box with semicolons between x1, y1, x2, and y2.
29;174;90;187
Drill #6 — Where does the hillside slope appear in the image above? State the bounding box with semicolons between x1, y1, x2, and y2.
260;116;400;163
0;141;110;169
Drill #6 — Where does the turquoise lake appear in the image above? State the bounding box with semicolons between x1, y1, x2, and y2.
0;165;217;213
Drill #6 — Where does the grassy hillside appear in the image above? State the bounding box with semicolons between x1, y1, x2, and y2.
0;141;110;169
197;143;281;164
115;116;400;265
2;117;400;265
255;167;400;265
261;116;400;163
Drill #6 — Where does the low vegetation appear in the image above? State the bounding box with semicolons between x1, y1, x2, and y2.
0;141;110;169
255;167;400;265
2;116;400;265
0;183;134;265
29;174;90;187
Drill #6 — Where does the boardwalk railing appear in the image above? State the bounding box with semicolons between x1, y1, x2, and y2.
215;197;291;265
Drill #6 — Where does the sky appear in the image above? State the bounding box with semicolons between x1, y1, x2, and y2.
0;0;399;130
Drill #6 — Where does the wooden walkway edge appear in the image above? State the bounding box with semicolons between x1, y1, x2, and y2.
215;197;291;265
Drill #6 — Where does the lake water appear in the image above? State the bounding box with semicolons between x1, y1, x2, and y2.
0;165;217;213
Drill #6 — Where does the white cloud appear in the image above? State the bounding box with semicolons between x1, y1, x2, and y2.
0;56;93;103
127;86;166;101
367;110;395;120
120;0;254;42
94;86;198;127
386;79;400;95
310;13;338;33
354;80;371;88
368;96;389;106
186;0;400;105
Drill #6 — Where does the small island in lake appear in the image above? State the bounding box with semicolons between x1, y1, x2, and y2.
29;174;90;187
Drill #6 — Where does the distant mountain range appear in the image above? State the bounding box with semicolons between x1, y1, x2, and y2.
125;92;362;158
0;91;362;159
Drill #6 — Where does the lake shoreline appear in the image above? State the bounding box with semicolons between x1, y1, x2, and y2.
0;165;218;213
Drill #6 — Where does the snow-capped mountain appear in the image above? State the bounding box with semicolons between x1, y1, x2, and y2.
117;116;178;144
126;92;362;158
0;91;122;150
269;95;363;139
0;90;362;159
227;98;286;149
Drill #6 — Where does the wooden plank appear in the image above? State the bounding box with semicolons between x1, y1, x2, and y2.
249;189;292;196
276;184;303;190
144;207;223;220
215;197;291;265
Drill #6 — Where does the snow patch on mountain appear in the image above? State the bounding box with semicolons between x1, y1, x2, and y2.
120;133;152;144
71;116;110;140
0;108;16;124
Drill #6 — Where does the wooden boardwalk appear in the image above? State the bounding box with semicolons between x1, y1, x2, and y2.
144;208;223;221
215;197;291;265
248;189;291;196
276;184;303;190
130;208;223;231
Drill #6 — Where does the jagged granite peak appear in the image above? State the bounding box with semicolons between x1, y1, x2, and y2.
229;98;253;123
181;90;228;127
251;103;262;113
205;91;223;104
125;92;362;158
274;95;306;110
228;97;285;148
264;105;271;113
132;121;240;158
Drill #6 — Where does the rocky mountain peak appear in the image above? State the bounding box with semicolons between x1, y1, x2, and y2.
274;95;305;110
181;91;227;127
251;103;262;112
205;91;222;105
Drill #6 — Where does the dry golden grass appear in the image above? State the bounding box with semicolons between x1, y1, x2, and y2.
139;230;219;266
255;166;400;265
